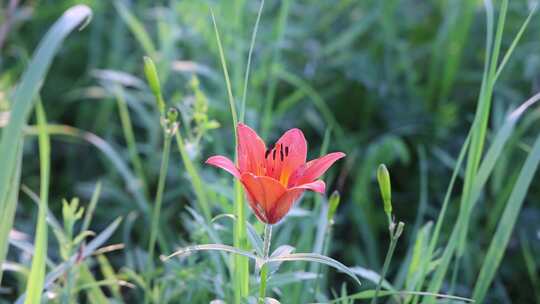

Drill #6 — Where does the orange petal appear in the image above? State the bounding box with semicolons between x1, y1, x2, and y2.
290;152;345;186
292;180;326;193
206;155;240;178
240;172;286;223
237;123;267;175
266;180;325;224
266;128;307;184
267;188;305;224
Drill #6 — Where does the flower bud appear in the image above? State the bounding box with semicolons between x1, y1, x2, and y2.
143;56;165;114
327;190;341;221
162;107;179;136
377;164;392;216
167;107;179;122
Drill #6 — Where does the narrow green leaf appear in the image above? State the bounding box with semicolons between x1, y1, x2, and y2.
266;252;362;289
0;4;91;282
163;244;259;262
79;263;109;304
97;254;123;300
240;0;265;121
24;124;150;214
113;1;157;58
24;101;50;304
81;182;102;233
0;142;23;284
210;8;249;302
472;131;540;302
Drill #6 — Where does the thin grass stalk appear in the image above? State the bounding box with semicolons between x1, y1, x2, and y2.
210;8;249;302
240;0;265;122
472;132;540;302
23;101;50;304
410;135;470;304
457;0;507;257
0;141;23;284
144;134;172;304
258;224;273;303
114;85;148;198
422;2;497;299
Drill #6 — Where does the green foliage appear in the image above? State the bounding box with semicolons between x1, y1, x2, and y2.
1;1;540;303
0;4;92;285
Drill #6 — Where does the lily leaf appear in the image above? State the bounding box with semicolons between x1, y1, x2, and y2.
246;223;263;257
350;266;395;291
163;243;260;264
265;252;361;288
266;245;295;274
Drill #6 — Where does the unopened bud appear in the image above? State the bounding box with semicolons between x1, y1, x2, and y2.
143;56;165;114
327;191;341;221
377;164;392;216
167;107;179;122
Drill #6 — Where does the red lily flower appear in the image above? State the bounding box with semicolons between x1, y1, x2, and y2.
206;123;345;224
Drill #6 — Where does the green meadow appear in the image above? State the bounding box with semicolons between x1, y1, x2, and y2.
0;1;539;303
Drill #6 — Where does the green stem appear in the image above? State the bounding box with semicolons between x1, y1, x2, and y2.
62;253;77;304
259;224;273;303
144;134;172;304
371;227;401;304
62;271;72;304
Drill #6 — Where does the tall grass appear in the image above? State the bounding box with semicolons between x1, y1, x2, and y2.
0;5;92;283
23;101;50;304
1;1;540;303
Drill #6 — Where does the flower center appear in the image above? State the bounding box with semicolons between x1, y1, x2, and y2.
264;144;292;186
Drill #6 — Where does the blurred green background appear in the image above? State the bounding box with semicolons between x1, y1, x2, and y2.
1;0;540;303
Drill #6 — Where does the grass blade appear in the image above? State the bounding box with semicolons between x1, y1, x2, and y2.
23;102;50;304
472;131;540;302
81;182;102;233
113;0;157;58
0;5;92;282
0;141;23;284
240;0;265;122
424;91;540;302
210;8;249;302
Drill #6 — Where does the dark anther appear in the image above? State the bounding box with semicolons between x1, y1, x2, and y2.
280;149;284;161
272;149;277;160
285;146;289;156
265;149;271;159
